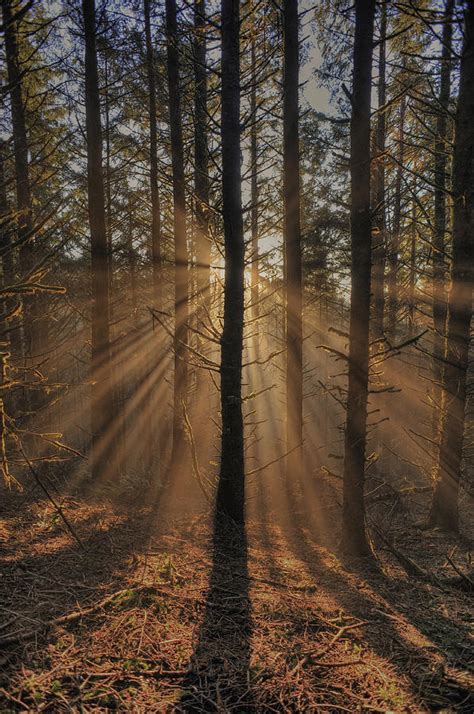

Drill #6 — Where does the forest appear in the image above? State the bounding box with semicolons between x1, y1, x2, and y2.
0;0;473;710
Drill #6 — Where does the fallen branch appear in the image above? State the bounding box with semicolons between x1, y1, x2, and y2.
0;585;197;648
371;521;427;578
289;620;367;676
15;438;84;550
445;555;474;592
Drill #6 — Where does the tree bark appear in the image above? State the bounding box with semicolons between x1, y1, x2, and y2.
216;0;245;523
429;1;474;532
144;0;162;307
193;0;211;392
387;95;405;337
432;0;453;435
144;0;162;476
82;0;113;483
371;0;386;341
408;189;417;335
250;6;259;320
166;0;188;471
2;0;37;359
340;0;375;557
283;0;303;479
0;141;22;362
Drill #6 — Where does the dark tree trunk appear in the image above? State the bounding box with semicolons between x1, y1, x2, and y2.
432;0;453;435
166;0;188;469
2;0;38;359
0;141;22;362
144;0;162;475
82;0;113;482
216;0;245;523
250;9;259;319
193;0;211;390
371;0;386;341
408;190;417;336
103;48;113;306
102;47;124;475
144;0;162;307
283;0;303;478
340;0;375;557
429;2;474;532
387;95;405;337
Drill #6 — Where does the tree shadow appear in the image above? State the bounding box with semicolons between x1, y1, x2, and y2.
279;481;474;710
179;511;253;712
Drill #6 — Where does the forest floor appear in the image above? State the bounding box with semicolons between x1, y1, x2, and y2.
0;480;473;713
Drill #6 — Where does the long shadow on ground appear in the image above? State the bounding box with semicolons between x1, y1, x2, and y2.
179;512;252;712
278;472;474;711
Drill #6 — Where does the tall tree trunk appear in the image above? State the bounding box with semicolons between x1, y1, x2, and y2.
102;46;125;475
387;95;405;337
128;200;138;314
193;0;211;390
216;0;245;523
82;0;113;483
250;7;259;320
166;0;188;470
144;0;162;476
408;189;417;336
283;0;303;479
2;0;37;360
144;0;162;307
428;2;474;532
104;48;113;306
0;141;22;363
340;0;375;557
432;0;453;434
371;0;386;341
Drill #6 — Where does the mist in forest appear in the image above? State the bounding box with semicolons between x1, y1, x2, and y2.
0;0;473;711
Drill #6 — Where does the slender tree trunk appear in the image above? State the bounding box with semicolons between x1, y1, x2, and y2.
283;0;303;479
2;0;37;360
387;95;406;337
340;0;375;557
0;141;22;362
428;2;474;532
144;0;162;307
104;49;114;306
102;48;125;475
144;0;162;476
216;0;245;523
408;190;417;335
371;0;386;341
166;0;188;470
82;0;113;483
250;8;259;320
128;201;138;313
432;0;453;434
193;0;211;390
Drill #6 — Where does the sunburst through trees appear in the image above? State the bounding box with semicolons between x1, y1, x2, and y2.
0;0;473;710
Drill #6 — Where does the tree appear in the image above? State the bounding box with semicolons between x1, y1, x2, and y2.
144;0;162;308
166;0;188;472
283;0;303;479
432;0;454;433
0;140;22;362
249;3;259;318
340;0;376;557
193;0;211;393
2;0;36;359
371;0;387;341
82;0;113;483
216;0;245;523
387;94;406;337
428;1;474;532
